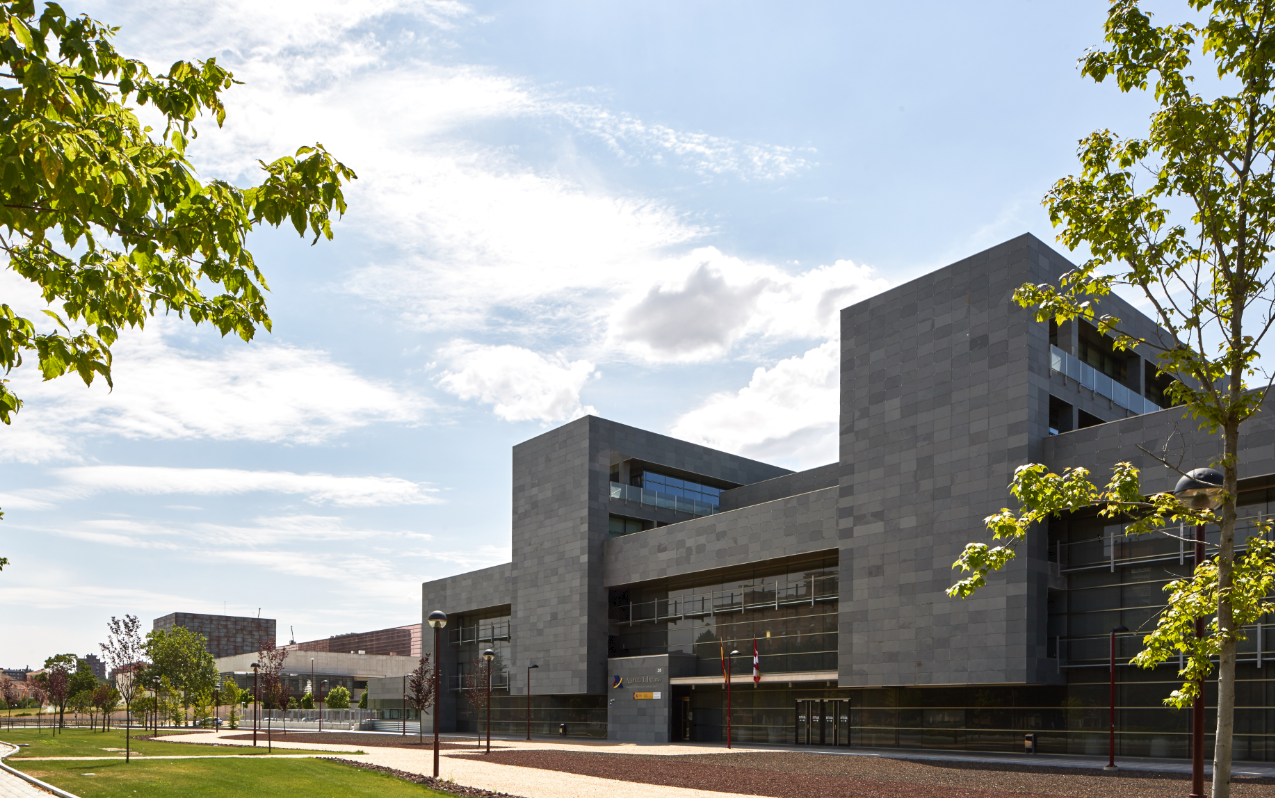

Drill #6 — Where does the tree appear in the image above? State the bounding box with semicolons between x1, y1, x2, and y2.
299;692;313;710
69;688;90;726
0;0;355;565
91;684;118;731
406;654;436;745
357;688;367;709
325;685;350;709
945;3;1275;794
219;680;242;730
145;627;216;726
37;654;73;732
69;658;98;699
100;614;146;762
255;638;288;714
0;674;18;718
461;658;494;750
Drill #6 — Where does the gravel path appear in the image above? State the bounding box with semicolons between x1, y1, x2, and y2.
459;749;1275;798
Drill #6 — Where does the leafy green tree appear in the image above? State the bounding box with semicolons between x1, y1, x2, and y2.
947;3;1275;794
91;683;117;731
0;0;355;566
69;658;97;696
299;692;313;710
218;680;242;730
69;689;90;724
325;685;350;710
145;627;216;726
286;695;298;710
357;688;367;709
0;673;18;718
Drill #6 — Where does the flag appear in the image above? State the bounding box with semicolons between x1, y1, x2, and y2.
752;638;760;684
720;642;726;678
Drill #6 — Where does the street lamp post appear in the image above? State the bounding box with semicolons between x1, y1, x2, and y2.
320;680;327;733
526;664;538;741
1105;624;1129;770
1175;467;1224;798
151;677;159;733
310;658;315;724
250;663;260;748
427;610;448;779
727;649;740;749
482;649;495;754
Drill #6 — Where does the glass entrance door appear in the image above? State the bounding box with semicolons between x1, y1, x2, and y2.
795;698;850;746
795;699;821;745
680;697;691;741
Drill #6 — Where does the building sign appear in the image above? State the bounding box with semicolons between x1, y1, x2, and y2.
625;675;662;685
633;692;661;700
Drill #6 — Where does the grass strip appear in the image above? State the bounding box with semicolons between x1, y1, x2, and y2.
9;756;461;797
0;728;273;758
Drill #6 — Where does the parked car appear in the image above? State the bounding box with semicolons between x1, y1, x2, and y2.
198;717;224;728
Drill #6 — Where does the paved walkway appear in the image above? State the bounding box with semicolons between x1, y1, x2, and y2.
0;744;58;798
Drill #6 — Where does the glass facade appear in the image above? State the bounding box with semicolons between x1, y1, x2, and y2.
631;468;722;506
450;609;511;692
610;556;838;676
455;694;607;738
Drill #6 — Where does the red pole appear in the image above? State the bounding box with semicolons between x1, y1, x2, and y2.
726;660;732;749
1108;630;1116;769
486;660;492;754
1191;522;1206;798
252;669;258;748
403;675;407;736
526;667;531;741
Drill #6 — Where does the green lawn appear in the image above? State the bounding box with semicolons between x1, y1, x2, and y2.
8;757;456;798
0;728;274;758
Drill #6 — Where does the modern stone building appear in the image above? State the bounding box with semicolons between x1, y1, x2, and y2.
420;233;1275;758
153;612;275;660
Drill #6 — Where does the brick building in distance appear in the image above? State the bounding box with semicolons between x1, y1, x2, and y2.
290;624;421;658
153;612;275;659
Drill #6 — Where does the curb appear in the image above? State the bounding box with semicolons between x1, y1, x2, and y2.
0;741;82;798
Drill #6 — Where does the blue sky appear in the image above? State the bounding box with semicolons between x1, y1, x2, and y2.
1;0;1162;666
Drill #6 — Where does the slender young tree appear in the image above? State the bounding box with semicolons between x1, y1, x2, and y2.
100;614;146;762
406;654;436;745
947;3;1275;795
38;660;70;733
0;674;18;719
461;658;491;750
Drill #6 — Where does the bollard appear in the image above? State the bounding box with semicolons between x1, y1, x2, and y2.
559;723;567;736
1024;733;1036;754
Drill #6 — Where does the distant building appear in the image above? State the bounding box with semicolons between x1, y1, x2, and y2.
290;624;421;658
216;651;419;705
1;668;28;682
153;612;276;659
83;654;105;681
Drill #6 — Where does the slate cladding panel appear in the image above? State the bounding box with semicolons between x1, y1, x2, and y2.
1044;398;1275;488
604;486;838;587
153;613;275;660
838;233;1078;688
719;463;839;512
607;654;682;742
419;417;788;701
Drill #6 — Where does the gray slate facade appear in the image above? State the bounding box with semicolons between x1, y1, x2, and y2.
421;232;1260;746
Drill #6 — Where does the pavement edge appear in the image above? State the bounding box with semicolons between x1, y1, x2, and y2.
0;740;82;798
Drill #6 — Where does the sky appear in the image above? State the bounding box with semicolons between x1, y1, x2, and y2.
0;0;1170;667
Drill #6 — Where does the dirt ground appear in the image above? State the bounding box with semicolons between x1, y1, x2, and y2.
456;749;1271;798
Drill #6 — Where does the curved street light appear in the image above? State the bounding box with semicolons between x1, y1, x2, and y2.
727;649;741;749
250;662;260;748
427;610;448;778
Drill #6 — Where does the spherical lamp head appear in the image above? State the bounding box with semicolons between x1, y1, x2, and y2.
427;610;448;629
528;664;539;670
1175;468;1225;511
482;648;496;662
251;662;260;671
1113;625;1129;633
730;650;740;657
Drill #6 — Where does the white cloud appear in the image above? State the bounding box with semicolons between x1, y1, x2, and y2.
610;249;889;362
670;340;840;468
437;343;596;423
0;324;425;463
49;466;440;507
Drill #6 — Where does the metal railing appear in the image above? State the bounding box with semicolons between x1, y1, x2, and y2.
610;482;718;517
450;622;510;645
449;672;510;690
612;574;839;625
1050;345;1161;416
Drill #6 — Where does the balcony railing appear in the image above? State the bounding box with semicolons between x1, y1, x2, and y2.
449;622;510;646
610;482;718;517
611;574;839;626
1050;345;1161;416
450;672;510;690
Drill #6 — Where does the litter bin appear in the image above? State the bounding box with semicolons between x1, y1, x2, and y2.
1024;733;1036;754
559;723;567;736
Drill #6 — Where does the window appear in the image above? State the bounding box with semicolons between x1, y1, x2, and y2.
631;468;722;506
609;514;653;537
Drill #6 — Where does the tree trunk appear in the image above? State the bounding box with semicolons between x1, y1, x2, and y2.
1213;419;1241;798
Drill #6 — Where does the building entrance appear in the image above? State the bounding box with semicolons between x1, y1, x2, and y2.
795;698;850;746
